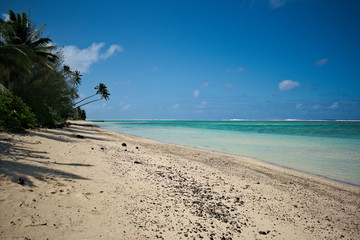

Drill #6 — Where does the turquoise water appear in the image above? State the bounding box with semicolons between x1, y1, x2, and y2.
94;120;360;186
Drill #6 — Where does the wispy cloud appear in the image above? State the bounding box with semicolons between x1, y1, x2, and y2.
222;83;233;88
122;104;131;110
269;0;287;9
198;101;207;108
193;90;200;98
313;58;329;67
278;80;300;91
150;66;165;72
237;66;245;72
328;102;339;109
150;66;159;71
312;104;321;110
296;103;304;110
2;13;9;21
226;66;246;73
118;102;131;110
62;42;123;73
172;104;180;110
100;44;123;59
201;82;209;88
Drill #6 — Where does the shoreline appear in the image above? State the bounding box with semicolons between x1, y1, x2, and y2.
95;120;360;187
1;121;359;239
108;128;360;188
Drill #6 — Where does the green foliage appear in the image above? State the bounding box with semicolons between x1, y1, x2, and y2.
14;65;75;125
0;94;37;132
72;107;86;120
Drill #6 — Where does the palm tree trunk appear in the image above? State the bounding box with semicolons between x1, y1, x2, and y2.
73;94;97;105
77;98;102;108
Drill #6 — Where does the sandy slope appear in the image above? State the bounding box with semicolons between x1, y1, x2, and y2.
0;122;359;239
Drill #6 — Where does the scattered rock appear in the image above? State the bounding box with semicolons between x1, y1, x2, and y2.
235;196;242;202
134;161;142;164
100;147;105;150
259;230;270;235
17;177;25;185
122;143;127;147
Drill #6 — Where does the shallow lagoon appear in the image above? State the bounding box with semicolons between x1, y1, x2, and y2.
95;120;360;186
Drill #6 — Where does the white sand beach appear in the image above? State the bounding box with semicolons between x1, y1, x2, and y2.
0;122;359;239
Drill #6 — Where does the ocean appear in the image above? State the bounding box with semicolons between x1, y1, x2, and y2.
94;120;360;186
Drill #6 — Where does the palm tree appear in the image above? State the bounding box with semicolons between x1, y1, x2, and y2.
0;10;57;91
62;65;82;86
72;71;82;86
74;83;110;108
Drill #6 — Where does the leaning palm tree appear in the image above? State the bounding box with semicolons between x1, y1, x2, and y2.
0;10;57;91
74;83;110;108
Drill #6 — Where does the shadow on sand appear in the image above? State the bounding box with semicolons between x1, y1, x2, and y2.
0;133;91;187
30;127;112;142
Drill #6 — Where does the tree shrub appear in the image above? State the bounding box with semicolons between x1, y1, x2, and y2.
0;94;37;132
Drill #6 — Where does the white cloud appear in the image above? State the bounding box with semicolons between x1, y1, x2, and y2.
118;102;130;110
312;104;321;110
198;101;207;108
278;80;300;91
62;42;123;73
296;104;303;110
328;102;339;109
269;0;287;9
2;13;9;21
122;104;131;110
222;83;233;88
150;66;159;72
226;66;245;72
313;58;329;67
237;66;245;72
201;82;209;88
193;90;200;98
100;44;123;59
172;104;180;110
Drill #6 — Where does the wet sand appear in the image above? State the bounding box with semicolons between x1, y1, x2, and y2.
0;122;359;239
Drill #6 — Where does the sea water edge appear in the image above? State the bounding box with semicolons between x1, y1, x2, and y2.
92;120;360;186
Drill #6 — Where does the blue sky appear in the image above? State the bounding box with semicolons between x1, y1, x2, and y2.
2;0;360;120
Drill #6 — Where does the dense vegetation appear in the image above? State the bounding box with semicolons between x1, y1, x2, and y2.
0;10;110;132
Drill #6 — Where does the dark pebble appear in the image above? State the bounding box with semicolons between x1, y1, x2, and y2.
259;230;270;235
17;177;25;185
